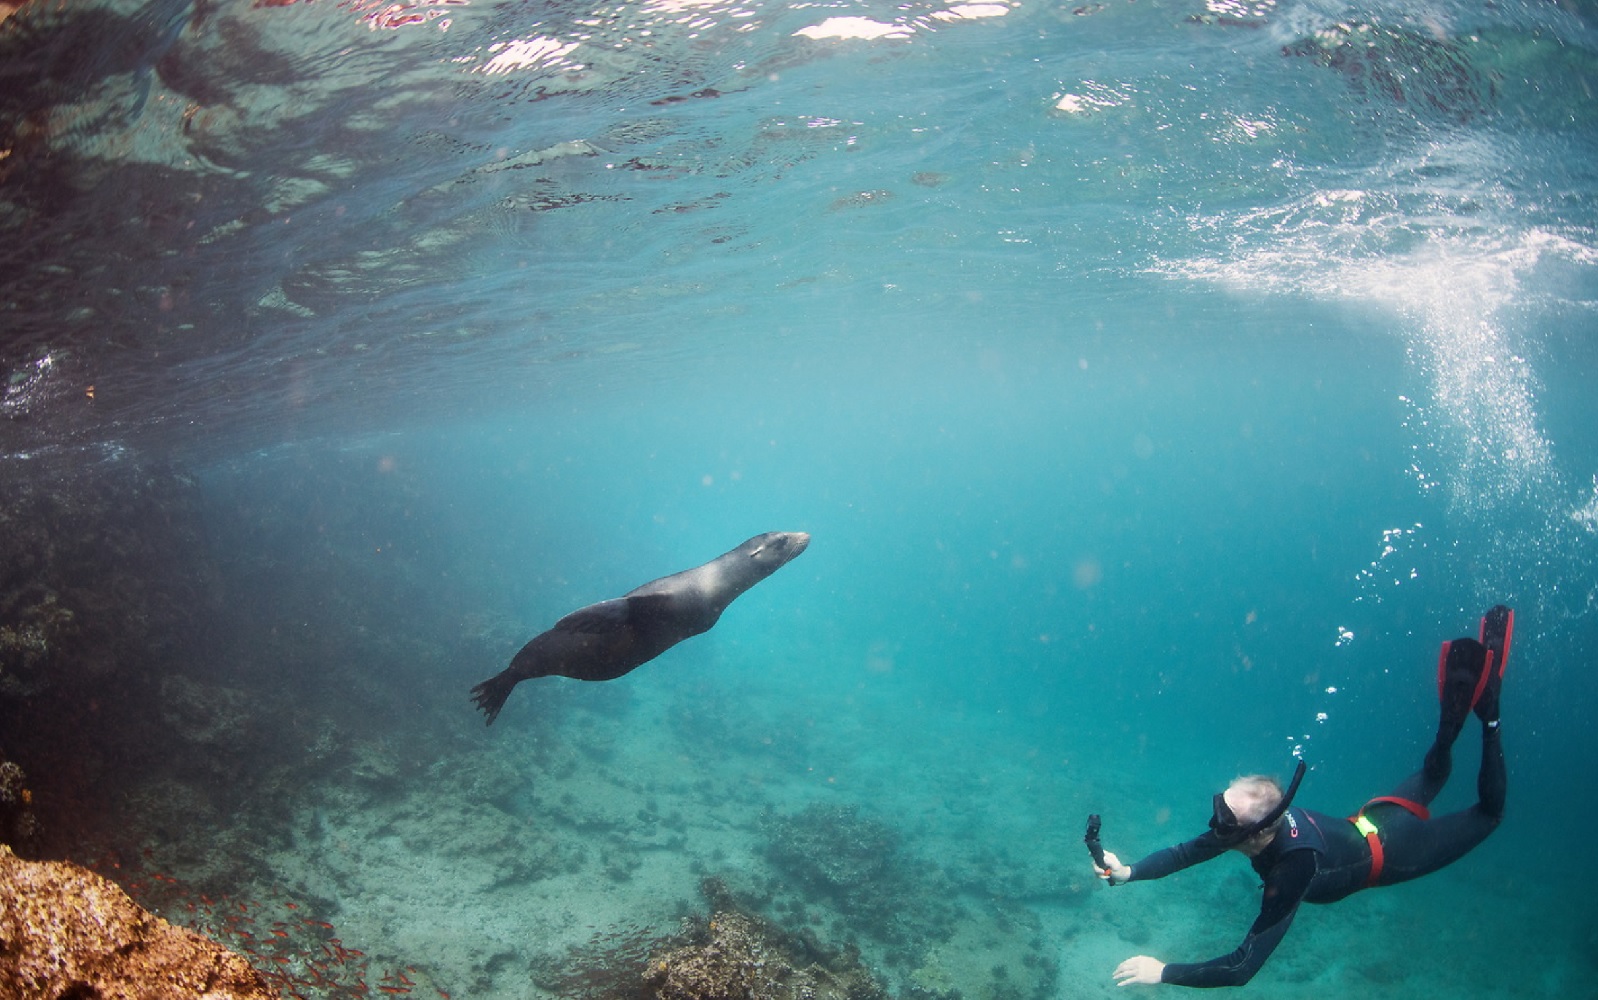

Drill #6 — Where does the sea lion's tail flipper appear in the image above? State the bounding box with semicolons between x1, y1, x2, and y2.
469;670;519;726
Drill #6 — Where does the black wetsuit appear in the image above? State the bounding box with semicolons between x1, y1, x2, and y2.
1127;726;1505;988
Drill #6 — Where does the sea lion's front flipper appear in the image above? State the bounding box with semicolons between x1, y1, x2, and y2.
553;594;674;634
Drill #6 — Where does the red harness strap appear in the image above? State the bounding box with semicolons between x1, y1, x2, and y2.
1350;796;1431;887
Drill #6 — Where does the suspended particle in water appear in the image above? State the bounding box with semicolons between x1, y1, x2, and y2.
1073;558;1102;588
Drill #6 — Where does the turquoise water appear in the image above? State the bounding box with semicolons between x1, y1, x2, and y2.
3;0;1598;995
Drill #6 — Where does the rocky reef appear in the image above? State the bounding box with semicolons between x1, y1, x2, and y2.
0;843;275;1000
758;802;966;952
650;909;884;1000
0;450;218;854
542;877;887;1000
0;755;39;849
759;803;901;918
755;803;1061;1000
0;453;212;696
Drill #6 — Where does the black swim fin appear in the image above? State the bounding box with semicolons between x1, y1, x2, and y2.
1436;637;1488;736
1475;605;1514;724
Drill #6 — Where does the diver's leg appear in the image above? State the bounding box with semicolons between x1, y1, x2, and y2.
1374;607;1511;884
1470;604;1510;818
1379;724;1504;884
1391;637;1490;807
1475;720;1506;819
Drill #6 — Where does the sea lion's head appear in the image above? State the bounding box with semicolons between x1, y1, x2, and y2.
739;531;811;575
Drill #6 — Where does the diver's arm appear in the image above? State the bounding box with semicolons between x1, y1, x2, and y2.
1096;835;1225;885
1156;850;1315;988
1124;832;1230;882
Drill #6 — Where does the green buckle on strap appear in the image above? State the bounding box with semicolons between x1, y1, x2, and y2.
1353;814;1379;837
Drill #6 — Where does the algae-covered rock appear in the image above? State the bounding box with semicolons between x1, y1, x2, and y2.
0;455;214;700
0;843;275;1000
541;877;887;1000
757;801;965;950
759;803;898;906
0;452;217;850
648;906;884;1000
0;757;39;847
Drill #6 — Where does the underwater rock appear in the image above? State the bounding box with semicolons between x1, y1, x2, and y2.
0;455;212;697
648;904;885;1000
0;591;75;700
0;756;39;847
760;803;898;899
541;877;887;1000
0;453;217;851
0;842;275;1000
758;802;967;952
348;737;404;790
0;759;25;803
158;674;260;757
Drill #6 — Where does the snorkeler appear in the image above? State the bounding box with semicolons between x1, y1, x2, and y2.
1091;605;1513;988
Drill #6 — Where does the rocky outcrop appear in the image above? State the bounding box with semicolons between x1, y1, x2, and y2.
0;758;38;850
0;453;218;853
0;843;274;1000
647;906;885;1000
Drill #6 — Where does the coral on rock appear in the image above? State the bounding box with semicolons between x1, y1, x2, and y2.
648;904;884;1000
0;843;275;1000
541;878;888;1000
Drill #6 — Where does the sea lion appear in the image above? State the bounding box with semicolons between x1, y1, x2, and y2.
469;531;811;725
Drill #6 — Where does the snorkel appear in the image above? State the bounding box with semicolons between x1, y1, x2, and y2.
1208;759;1308;847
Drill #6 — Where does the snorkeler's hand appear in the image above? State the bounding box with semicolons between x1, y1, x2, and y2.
1113;956;1165;986
1096;850;1132;885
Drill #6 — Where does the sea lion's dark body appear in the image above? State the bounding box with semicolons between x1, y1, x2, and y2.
470;531;810;725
